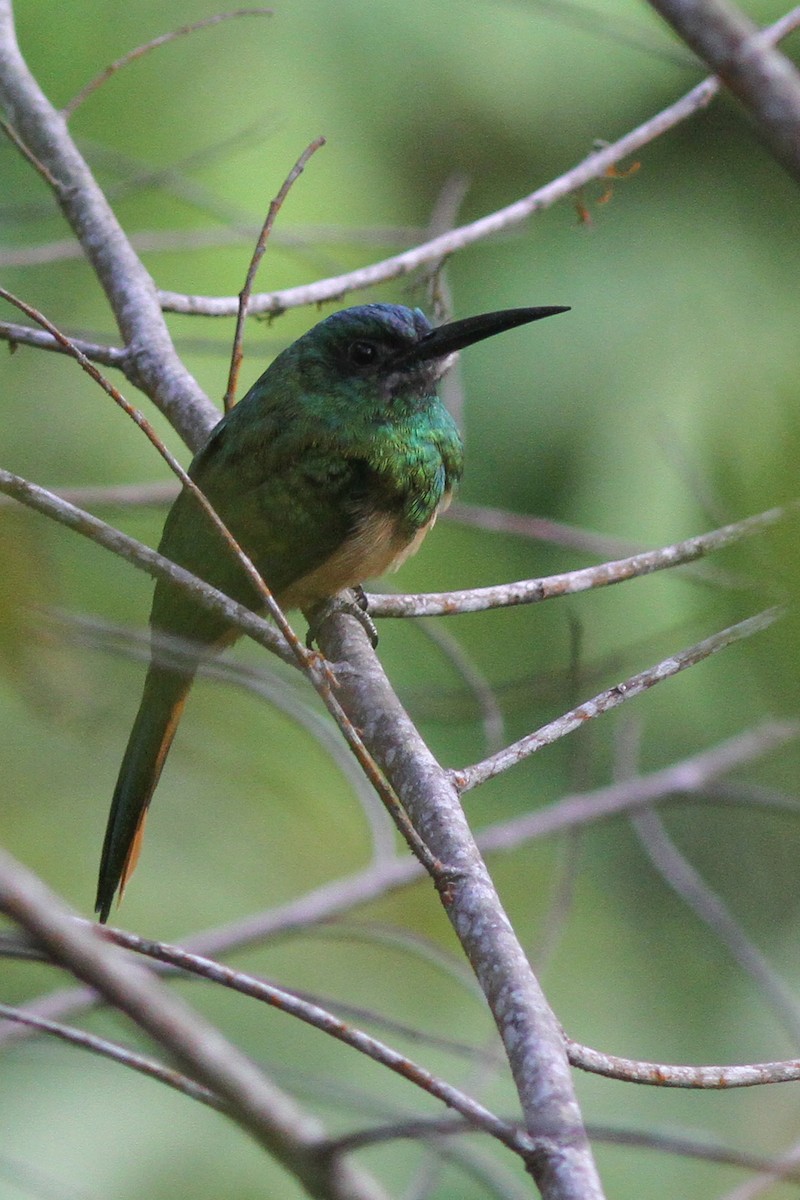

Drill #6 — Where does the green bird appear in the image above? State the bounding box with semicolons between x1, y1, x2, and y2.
95;301;568;921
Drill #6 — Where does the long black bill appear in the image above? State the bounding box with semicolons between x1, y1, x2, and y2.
401;305;570;365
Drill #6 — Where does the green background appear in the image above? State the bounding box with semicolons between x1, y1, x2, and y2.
2;1;800;1196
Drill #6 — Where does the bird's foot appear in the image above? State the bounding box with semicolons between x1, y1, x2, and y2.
305;589;379;649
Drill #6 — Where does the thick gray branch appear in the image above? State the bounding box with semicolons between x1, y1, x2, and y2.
648;0;800;182
315;616;605;1200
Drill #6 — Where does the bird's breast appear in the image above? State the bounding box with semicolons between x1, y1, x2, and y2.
279;489;451;610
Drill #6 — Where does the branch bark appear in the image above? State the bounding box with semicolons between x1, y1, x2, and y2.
647;0;800;183
314;615;605;1199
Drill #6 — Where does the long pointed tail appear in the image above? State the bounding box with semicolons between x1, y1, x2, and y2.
95;665;194;922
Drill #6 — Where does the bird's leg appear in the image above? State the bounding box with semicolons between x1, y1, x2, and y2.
304;589;379;650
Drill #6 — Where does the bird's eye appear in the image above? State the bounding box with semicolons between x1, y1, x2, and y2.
348;340;378;367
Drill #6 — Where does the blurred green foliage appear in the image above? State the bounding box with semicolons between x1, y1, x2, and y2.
2;1;800;1197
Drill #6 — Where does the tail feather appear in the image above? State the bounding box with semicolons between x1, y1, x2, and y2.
95;666;193;922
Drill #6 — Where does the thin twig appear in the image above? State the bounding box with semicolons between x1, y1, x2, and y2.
98;928;540;1160
566;1036;800;1087
0;115;62;188
0;1003;223;1111
455;608;784;791
1;480;178;509
223;137;325;411
0;318;126;367
61;9;274;119
476;719;800;848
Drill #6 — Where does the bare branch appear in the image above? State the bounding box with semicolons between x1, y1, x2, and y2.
647;0;800;182
455;609;783;791
0;317;126;367
367;506;791;618
631;807;800;1042
0;848;391;1200
155;7;800;319
0;466;288;662
0;480;178;508
224;137;325;411
476;719;800;849
61;9;273;119
0;1002;223;1111
93;929;541;1160
566;1037;800;1088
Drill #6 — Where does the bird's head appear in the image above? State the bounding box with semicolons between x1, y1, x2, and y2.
259;301;566;419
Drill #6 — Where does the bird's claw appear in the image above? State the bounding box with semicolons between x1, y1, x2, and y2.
305;589;379;649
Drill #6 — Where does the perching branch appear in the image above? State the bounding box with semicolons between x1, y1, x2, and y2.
367;506;792;618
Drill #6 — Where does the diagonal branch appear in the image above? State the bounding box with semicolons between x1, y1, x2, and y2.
0;1003;223;1111
0;848;391;1200
647;0;800;182
313;615;606;1199
155;7;800;319
455;609;783;791
61;8;274;119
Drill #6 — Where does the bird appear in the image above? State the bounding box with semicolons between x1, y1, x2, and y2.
95;300;569;921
